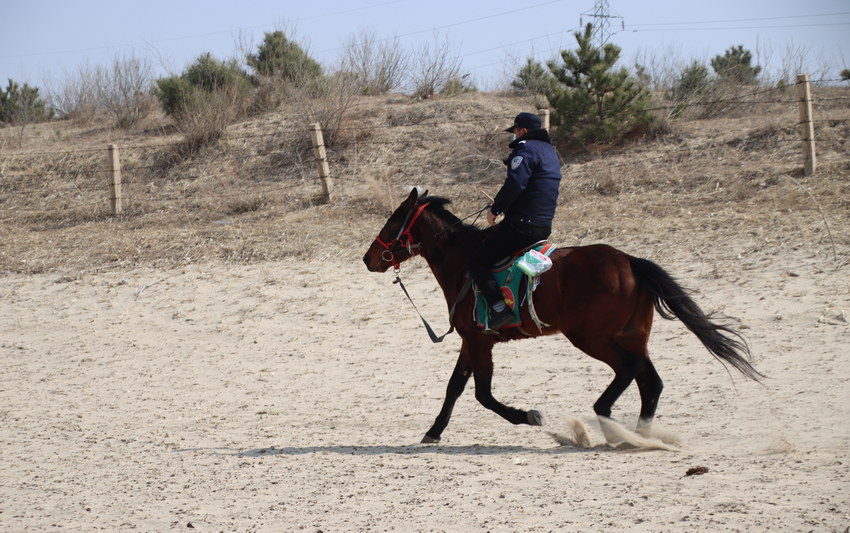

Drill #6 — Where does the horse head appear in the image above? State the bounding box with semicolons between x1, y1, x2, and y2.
363;187;430;272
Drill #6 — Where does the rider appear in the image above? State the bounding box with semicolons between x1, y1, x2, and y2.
469;112;562;330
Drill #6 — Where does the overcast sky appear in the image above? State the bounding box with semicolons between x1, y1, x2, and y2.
2;0;848;90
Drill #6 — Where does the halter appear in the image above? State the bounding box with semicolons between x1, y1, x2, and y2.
371;201;487;343
374;202;430;270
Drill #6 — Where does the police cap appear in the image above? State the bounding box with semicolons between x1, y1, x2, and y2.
504;112;542;132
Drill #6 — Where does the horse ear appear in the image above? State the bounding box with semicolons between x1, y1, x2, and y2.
405;186;420;203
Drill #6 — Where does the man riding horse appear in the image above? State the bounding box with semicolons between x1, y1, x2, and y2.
470;112;563;330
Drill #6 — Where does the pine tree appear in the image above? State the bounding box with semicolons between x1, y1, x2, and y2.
0;79;52;125
511;58;555;94
670;61;711;101
668;61;713;116
546;24;654;145
248;31;323;82
710;45;761;84
155;53;251;117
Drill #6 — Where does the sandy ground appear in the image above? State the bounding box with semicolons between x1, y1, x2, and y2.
1;249;848;531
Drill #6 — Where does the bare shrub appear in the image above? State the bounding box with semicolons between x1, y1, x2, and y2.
225;194;268;215
285;72;363;149
250;76;286;114
340;28;407;95
681;81;759;119
96;54;154;128
409;34;462;99
769;41;833;86
48;64;100;124
174;85;248;155
632;45;695;93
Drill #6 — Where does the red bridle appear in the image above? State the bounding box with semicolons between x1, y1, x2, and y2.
373;202;430;270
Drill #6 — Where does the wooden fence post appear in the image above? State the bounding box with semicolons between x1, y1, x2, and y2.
538;108;550;130
795;74;817;175
308;123;332;203
107;144;123;215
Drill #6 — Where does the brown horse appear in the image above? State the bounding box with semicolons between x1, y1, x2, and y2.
363;188;761;444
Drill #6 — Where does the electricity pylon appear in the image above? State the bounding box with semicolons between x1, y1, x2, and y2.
580;0;623;48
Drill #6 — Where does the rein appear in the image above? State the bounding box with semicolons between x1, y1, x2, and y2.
373;202;489;343
393;275;472;343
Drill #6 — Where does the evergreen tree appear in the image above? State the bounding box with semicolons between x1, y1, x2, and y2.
0;79;52;125
668;61;713;116
154;53;251;117
184;53;251;92
546;24;654;145
841;69;850;81
511;58;555;94
710;45;761;84
670;61;711;101
248;31;323;82
440;75;476;96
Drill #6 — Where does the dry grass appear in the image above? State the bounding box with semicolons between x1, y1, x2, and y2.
0;88;848;275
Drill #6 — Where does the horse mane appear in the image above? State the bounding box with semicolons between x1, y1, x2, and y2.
420;195;490;241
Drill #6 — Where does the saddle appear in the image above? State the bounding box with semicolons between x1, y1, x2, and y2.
472;241;557;331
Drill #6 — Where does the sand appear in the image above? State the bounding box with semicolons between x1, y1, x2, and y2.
1;249;848;531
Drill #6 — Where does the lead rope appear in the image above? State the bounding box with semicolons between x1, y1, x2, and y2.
393;274;472;343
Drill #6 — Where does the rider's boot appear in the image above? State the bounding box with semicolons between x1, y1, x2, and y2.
488;300;514;330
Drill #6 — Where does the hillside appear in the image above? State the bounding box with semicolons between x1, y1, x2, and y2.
1;89;849;531
0;89;848;274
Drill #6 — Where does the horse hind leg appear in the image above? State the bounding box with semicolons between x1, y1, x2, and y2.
634;358;663;433
568;336;645;444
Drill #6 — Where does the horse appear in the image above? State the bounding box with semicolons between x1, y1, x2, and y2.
362;188;762;445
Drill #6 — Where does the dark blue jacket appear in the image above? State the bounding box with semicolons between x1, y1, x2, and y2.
490;129;562;227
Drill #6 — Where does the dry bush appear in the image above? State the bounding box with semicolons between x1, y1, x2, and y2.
95;54;154;128
632;45;696;93
685;81;768;119
173;85;250;156
755;40;834;87
225;194;269;215
360;164;397;214
285;72;364;149
250;76;286;114
47;64;100;124
386;106;440;126
409;34;462;99
340;28;407;95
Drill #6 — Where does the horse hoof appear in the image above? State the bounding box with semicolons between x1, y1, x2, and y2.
527;410;544;426
421;435;440;444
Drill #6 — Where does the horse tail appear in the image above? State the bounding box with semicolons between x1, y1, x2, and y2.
628;256;764;382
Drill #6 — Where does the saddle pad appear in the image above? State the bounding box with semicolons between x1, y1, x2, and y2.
473;242;557;330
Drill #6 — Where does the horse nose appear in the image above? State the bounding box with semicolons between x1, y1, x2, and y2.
363;253;374;271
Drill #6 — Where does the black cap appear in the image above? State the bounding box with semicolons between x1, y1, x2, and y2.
504;112;542;132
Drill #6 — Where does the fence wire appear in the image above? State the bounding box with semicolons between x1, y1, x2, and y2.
1;80;847;216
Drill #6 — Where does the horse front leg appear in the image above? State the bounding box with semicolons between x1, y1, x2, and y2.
469;340;543;427
421;342;472;444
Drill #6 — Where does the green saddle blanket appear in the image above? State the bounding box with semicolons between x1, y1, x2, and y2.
473;241;557;330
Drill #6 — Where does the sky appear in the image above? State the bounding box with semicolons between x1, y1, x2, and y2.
1;0;849;91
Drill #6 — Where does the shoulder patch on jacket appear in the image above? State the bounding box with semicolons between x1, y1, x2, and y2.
510;156;523;170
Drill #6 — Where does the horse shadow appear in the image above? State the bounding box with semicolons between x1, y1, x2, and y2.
173;443;617;457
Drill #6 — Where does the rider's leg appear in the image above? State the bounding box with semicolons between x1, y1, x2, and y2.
468;222;537;329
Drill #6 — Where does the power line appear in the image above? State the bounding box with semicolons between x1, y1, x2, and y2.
626;11;850;27
313;0;568;55
624;21;850;33
0;0;413;60
459;29;572;59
